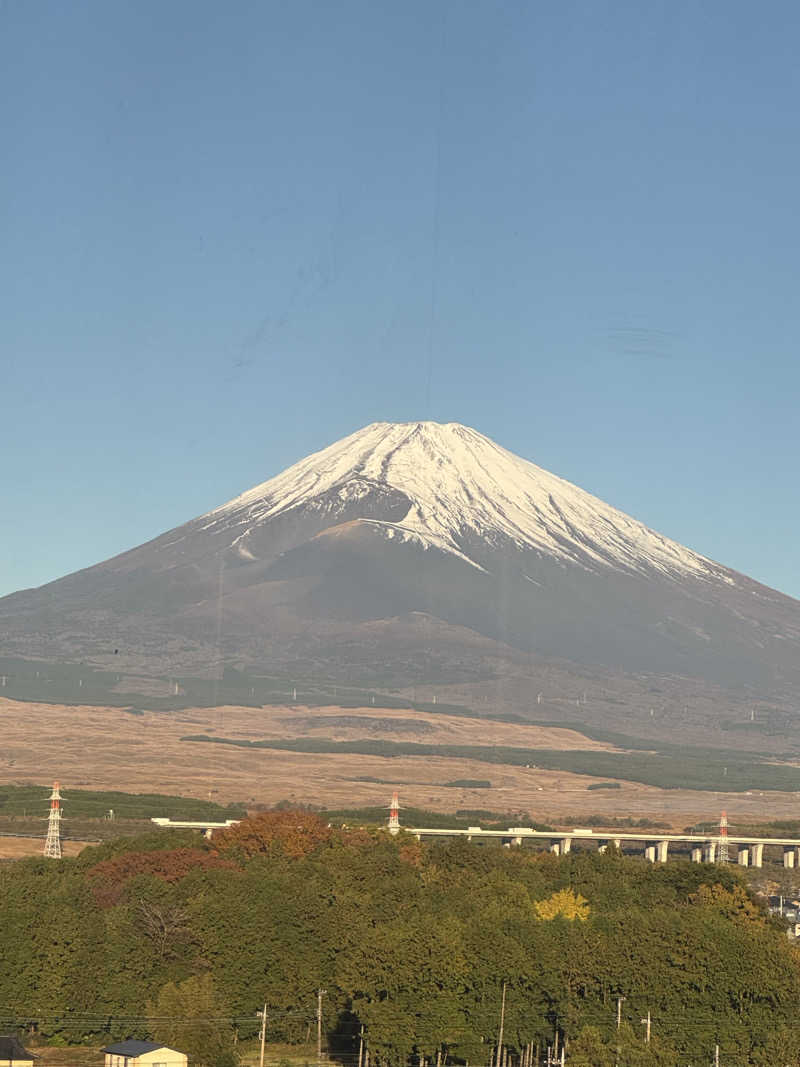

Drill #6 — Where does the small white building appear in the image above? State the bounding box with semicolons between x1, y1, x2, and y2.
102;1041;187;1067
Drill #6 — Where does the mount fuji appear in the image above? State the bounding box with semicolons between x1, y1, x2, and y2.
2;421;800;732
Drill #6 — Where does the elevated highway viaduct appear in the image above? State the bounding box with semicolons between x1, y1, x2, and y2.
149;817;800;868
402;826;800;868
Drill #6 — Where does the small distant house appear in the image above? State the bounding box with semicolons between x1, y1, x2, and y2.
0;1035;36;1067
102;1041;187;1067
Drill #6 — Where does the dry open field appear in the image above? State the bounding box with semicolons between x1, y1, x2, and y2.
0;835;88;859
1;696;798;829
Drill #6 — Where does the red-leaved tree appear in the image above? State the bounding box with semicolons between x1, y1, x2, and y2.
214;809;332;860
88;847;238;908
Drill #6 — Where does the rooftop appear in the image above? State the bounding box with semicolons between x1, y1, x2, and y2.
0;1036;35;1060
102;1042;171;1057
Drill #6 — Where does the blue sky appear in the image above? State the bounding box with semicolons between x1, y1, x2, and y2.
2;0;799;599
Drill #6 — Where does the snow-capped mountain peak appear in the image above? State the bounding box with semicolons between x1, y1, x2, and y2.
4;419;799;708
202;421;727;584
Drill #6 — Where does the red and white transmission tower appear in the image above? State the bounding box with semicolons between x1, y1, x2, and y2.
388;792;400;835
717;810;729;864
43;781;62;859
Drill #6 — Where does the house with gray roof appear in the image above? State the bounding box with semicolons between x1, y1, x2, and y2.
102;1041;187;1067
0;1036;36;1067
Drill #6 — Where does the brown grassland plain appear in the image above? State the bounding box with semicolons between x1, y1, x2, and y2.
2;696;799;833
0;836;88;859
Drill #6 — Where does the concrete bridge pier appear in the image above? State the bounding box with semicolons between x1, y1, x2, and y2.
703;842;717;863
513;836;523;846
599;839;622;854
742;845;768;870
691;847;703;863
549;837;573;855
656;840;669;863
784;847;800;868
644;845;656;863
737;844;764;867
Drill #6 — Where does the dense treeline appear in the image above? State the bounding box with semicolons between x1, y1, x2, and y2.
321;806;556;831
0;782;244;820
2;812;800;1065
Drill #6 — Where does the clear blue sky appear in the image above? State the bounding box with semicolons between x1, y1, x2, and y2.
2;1;799;599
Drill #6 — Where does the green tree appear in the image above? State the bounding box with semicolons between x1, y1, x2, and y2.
568;1025;614;1066
614;1022;677;1066
147;975;239;1067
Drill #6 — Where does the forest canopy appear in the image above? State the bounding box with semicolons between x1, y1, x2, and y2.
1;811;798;1066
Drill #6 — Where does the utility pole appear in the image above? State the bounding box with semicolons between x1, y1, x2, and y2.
257;1004;267;1067
615;996;626;1067
714;1044;720;1067
496;981;507;1067
317;988;327;1062
357;1025;364;1067
640;1011;651;1044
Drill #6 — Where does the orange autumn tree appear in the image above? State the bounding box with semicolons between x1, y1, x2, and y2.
87;848;238;908
215;809;332;860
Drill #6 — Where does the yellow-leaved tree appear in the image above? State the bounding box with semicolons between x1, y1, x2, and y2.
534;887;590;921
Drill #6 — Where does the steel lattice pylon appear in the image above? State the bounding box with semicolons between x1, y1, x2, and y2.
717;809;729;864
388;791;400;835
43;781;62;859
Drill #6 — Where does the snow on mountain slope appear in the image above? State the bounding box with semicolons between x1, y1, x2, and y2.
199;421;730;583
